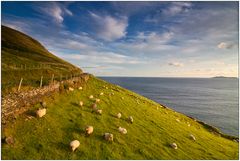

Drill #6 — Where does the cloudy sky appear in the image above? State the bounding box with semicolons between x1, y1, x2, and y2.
2;1;238;77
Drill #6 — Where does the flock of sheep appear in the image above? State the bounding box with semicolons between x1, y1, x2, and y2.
35;84;196;153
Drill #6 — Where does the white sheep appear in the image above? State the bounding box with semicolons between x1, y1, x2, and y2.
69;87;74;91
70;140;80;151
100;92;104;96
97;109;102;115
95;98;100;103
170;143;178;149
116;113;121;119
85;126;94;135
105;87;108;89
121;97;124;100
128;116;133;124
36;108;46;118
79;101;83;107
118;127;127;134
78;86;83;90
156;106;159;110
103;133;113;142
176;119;180;122
89;95;94;99
189;134;196;141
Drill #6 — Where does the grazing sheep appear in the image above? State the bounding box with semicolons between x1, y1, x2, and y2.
121;97;124;100
89;95;94;99
100;92;104;96
79;101;83;107
85;126;94;135
189;134;196;141
176;119;180;122
105;87;108;89
36;108;46;118
96;109;102;115
116;113;121;119
69;87;74;91
70;140;80;152
170;143;178;149
156;106;159;110
79;86;83;90
118;127;127;134
103;133;113;142
128;116;133;124
95;98;101;103
187;122;191;127
40;101;47;108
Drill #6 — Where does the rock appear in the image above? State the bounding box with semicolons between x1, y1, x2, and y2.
5;137;14;145
189;134;196;141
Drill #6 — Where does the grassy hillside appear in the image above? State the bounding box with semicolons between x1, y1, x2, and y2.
1;25;82;94
2;76;238;159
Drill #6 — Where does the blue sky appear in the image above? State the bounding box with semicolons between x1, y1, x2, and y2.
2;1;238;77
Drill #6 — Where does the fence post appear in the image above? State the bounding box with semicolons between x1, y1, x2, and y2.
51;74;54;84
40;76;43;88
18;78;23;92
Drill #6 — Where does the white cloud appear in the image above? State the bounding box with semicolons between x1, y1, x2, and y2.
217;42;234;49
90;12;128;41
163;2;192;16
37;2;73;24
168;62;184;67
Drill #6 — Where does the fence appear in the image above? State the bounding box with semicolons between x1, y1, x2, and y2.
2;72;87;94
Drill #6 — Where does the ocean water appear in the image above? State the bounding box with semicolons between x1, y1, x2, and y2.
100;77;239;136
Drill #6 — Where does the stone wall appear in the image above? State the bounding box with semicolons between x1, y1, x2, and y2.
1;73;90;124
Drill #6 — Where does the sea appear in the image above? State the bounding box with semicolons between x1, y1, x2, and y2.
99;77;239;137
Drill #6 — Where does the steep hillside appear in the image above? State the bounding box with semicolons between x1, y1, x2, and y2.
1;25;82;94
1;26;238;160
1;76;238;159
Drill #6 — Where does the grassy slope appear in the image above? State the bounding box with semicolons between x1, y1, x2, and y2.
1;26;82;93
2;76;238;160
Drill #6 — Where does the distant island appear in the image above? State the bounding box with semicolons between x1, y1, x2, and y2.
212;76;238;79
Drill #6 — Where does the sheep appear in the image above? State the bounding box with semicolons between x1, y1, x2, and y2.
79;86;83;90
96;109;102;115
36;108;46;118
103;133;113;142
69;87;74;91
128;116;133;124
121;97;124;100
156;106;159;110
89;95;94;99
40;101;47;108
116;113;121;119
189;134;196;141
70;140;80;152
118;127;127;134
95;98;100;103
105;87;108;89
79;101;83;107
100;92;104;96
85;126;94;135
187;122;191;127
176;119;180;122
170;143;178;149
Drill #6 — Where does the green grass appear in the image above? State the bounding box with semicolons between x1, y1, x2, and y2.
2;76;238;160
1;25;82;94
